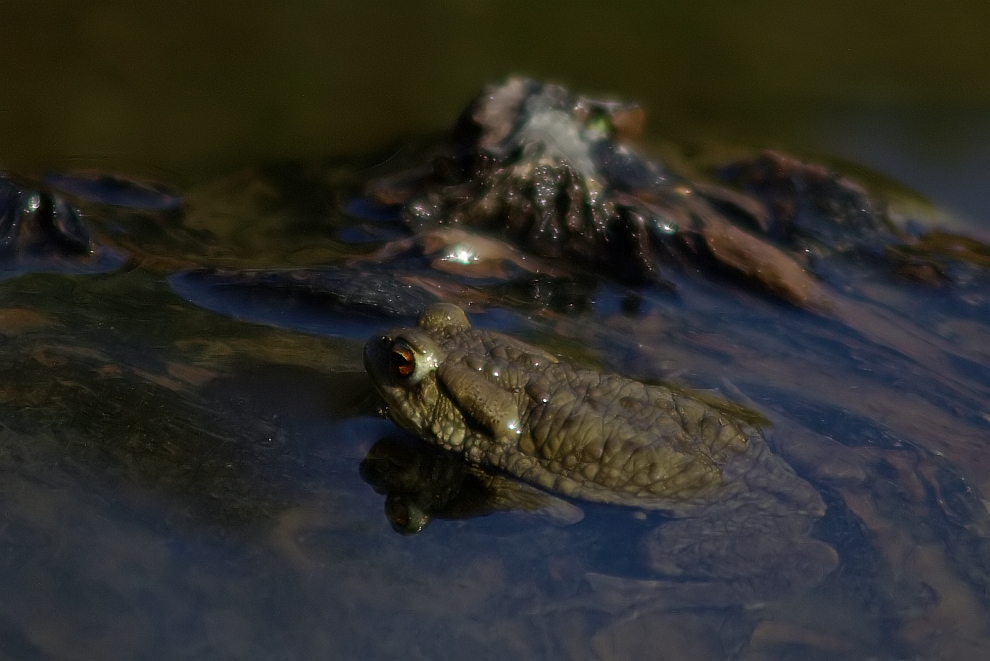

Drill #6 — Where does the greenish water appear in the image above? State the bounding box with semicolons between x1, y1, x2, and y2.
3;1;990;227
1;4;990;661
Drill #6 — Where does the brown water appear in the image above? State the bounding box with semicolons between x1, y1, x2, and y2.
1;3;990;660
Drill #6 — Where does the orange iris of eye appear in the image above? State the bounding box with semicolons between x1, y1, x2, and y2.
390;347;415;377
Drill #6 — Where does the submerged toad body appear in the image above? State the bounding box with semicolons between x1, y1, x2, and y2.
365;303;838;604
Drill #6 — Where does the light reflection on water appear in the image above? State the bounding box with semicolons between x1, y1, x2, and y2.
1;207;988;659
0;3;989;660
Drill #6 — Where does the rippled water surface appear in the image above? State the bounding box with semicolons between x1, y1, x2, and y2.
2;3;990;660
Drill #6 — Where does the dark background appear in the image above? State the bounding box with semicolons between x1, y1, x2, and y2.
2;1;989;228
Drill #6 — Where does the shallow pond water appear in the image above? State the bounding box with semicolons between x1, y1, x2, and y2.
2;4;990;661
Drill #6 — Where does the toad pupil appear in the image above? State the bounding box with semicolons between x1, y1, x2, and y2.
390;344;415;377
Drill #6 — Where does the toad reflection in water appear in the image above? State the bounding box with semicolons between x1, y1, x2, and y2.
364;303;838;608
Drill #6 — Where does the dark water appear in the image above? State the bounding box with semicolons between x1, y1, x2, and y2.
2;3;990;660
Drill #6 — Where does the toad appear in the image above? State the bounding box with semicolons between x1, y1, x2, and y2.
364;303;838;606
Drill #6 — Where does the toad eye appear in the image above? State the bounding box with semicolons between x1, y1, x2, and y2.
389;342;416;378
379;335;438;386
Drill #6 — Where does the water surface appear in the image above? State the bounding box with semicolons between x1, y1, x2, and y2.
1;3;989;660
